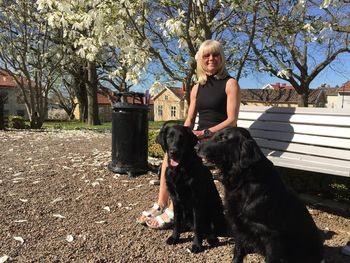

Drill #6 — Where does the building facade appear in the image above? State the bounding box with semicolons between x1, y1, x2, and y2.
152;86;188;122
0;70;28;119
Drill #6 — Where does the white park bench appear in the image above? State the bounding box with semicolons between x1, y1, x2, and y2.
237;106;350;177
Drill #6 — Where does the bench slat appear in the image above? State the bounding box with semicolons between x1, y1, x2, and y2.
261;149;350;169
250;130;350;149
238;112;350;127
266;156;350;177
240;106;350;116
256;139;350;161
238;120;350;139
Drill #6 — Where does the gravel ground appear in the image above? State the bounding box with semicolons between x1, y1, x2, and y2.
0;129;349;263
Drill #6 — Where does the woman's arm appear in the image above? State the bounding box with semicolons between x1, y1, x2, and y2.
183;84;199;128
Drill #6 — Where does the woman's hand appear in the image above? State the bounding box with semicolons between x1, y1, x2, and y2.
193;130;204;139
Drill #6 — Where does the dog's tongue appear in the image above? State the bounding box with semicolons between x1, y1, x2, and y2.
170;159;179;167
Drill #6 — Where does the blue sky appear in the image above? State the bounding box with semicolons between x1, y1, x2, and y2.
133;51;349;92
238;52;350;89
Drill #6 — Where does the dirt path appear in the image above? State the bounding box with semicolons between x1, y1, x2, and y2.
0;130;349;262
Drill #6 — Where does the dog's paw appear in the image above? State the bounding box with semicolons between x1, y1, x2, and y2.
191;244;204;253
166;236;179;245
207;237;219;247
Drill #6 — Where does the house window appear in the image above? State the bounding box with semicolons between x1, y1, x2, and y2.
171;106;176;117
164;95;168;100
158;105;163;116
0;91;9;104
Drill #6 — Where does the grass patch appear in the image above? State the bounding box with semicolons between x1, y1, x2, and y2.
42;120;112;130
42;120;167;130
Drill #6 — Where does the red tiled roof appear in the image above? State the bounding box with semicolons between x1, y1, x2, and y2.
272;83;294;90
97;92;153;105
168;87;186;99
338;81;350;92
0;70;17;88
97;93;111;105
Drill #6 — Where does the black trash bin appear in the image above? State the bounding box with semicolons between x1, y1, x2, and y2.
108;92;149;177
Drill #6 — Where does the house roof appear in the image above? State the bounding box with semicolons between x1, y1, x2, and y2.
0;70;17;88
262;82;294;90
97;92;153;106
152;86;186;101
97;93;111;105
338;81;350;93
241;88;327;104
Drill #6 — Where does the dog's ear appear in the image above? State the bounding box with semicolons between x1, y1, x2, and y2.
185;127;198;147
156;126;168;152
239;138;262;169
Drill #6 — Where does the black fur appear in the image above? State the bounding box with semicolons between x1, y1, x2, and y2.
197;126;324;263
156;125;227;253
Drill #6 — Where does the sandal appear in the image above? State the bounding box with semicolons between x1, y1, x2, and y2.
145;208;174;230
136;203;163;225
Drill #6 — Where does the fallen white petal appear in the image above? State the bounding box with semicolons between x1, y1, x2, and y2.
19;199;28;203
95;221;106;224
66;235;74;242
53;214;65;219
32;181;41;184
51;197;63;204
95;178;104;181
91;182;100;187
117;203;122;208
135;184;143;188
0;255;9;263
13;236;24;244
103;206;110;212
14;220;27;223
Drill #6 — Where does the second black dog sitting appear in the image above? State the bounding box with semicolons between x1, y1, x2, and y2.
197;127;324;263
156;125;227;253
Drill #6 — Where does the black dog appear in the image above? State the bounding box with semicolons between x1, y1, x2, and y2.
197;127;324;263
156;125;227;253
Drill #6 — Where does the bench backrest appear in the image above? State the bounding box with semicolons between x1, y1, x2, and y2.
237;106;350;177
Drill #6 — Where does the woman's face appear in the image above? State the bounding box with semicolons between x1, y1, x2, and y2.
202;49;222;75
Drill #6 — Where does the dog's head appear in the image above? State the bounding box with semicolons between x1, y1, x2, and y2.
156;125;198;168
197;127;263;172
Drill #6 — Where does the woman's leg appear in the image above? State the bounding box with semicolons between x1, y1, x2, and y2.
137;154;171;223
146;154;174;228
157;154;170;208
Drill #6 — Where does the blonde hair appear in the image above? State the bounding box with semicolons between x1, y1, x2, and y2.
195;40;227;85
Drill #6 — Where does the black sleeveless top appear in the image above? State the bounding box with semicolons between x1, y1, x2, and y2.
196;74;232;130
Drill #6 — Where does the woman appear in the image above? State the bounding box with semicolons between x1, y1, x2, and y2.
137;39;241;229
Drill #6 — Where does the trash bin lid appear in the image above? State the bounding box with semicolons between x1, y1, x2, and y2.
112;102;148;110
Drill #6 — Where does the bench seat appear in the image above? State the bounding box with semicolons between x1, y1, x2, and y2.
237;106;350;177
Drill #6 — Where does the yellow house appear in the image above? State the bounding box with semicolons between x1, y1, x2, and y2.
152;86;188;121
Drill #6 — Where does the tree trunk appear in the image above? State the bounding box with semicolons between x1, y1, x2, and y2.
86;61;100;125
0;96;4;130
297;93;308;107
